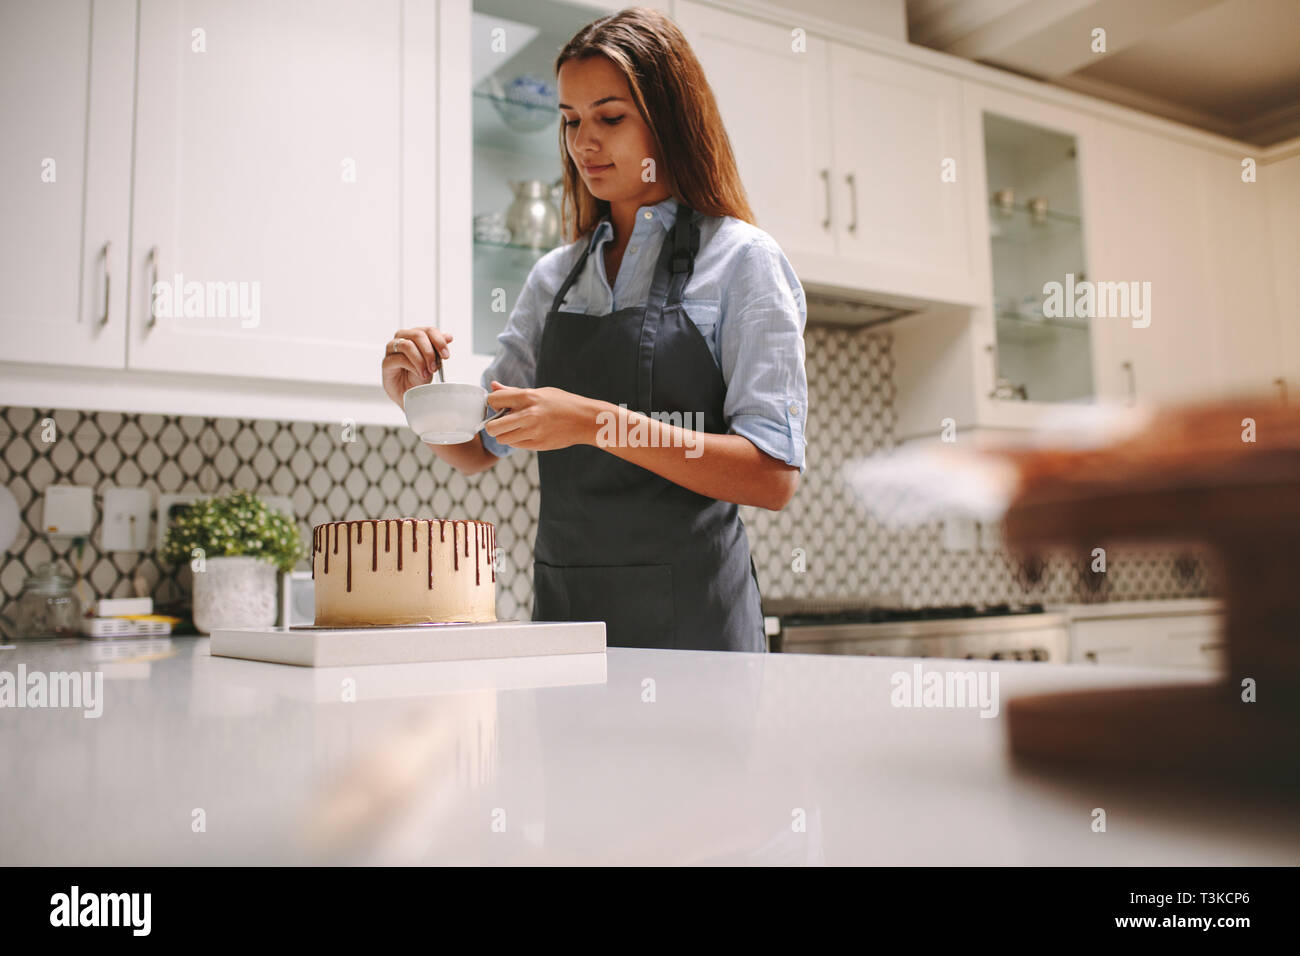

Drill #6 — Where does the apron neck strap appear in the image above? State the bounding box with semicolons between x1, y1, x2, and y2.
669;204;700;275
550;202;700;313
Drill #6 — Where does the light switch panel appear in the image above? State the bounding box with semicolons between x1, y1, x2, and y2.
42;485;94;538
102;487;152;551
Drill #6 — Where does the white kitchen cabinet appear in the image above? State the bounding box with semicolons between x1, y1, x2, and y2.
1059;601;1226;672
1264;147;1300;402
126;0;439;386
674;0;975;306
826;42;973;304
1201;151;1283;399
1085;120;1252;406
0;0;135;369
671;0;834;263
893;83;1102;440
460;0;657;387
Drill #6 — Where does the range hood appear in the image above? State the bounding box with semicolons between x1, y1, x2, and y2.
804;288;919;329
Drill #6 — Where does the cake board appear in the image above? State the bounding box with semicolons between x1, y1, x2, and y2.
210;619;606;667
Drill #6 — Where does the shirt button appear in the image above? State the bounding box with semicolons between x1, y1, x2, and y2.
643;211;653;220
789;403;800;416
628;245;637;254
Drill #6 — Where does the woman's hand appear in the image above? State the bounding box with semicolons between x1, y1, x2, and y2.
483;381;600;452
381;327;454;408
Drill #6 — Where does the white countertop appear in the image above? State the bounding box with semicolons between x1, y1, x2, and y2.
1;636;1294;865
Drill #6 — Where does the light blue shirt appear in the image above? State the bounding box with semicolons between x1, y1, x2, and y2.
479;195;808;473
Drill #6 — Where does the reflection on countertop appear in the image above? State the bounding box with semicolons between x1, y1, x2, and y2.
0;636;1294;865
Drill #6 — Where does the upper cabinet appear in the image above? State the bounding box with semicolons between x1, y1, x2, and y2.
0;0;135;369
893;83;1104;440
674;0;976;306
1;0;1293;424
1200;149;1285;400
0;0;437;396
128;0;438;386
827;43;973;304
458;0;629;390
1265;150;1300;401
1086;118;1284;406
431;0;662;390
981;111;1093;405
670;0;834;261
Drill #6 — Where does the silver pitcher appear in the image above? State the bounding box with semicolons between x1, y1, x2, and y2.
505;179;561;249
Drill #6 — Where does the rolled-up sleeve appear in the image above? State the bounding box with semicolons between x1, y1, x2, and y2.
478;261;548;457
718;236;808;473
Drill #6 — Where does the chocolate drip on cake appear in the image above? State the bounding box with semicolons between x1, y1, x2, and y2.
312;519;494;593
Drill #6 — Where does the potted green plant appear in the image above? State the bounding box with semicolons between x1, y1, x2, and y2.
161;489;306;634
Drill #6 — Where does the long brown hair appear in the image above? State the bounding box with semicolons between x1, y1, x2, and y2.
554;6;755;242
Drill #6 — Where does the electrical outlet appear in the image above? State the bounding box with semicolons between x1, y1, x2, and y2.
941;516;977;552
42;485;94;537
979;520;1004;552
102;487;152;551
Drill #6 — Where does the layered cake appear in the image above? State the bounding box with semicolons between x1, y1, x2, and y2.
312;518;496;626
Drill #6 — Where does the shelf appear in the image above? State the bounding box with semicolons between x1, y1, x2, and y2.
996;310;1090;345
474;236;558;255
474;236;558;272
988;200;1082;245
473;89;557;116
472;89;562;158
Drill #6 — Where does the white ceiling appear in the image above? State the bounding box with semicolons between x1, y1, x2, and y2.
906;0;1300;145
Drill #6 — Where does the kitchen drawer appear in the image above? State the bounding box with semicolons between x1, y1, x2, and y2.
1071;614;1226;672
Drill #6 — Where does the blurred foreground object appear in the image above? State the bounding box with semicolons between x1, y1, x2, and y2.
998;397;1300;792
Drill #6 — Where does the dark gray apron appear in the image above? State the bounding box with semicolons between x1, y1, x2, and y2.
530;203;766;652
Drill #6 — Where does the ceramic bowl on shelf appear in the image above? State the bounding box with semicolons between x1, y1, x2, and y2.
490;73;558;133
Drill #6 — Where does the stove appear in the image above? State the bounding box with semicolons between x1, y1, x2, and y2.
762;597;1069;661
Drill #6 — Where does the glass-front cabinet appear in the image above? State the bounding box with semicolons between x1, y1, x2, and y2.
469;0;616;361
889;81;1105;442
982;111;1093;404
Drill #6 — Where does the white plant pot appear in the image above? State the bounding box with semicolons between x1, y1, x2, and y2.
192;556;279;634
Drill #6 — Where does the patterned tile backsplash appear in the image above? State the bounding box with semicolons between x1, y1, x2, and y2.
0;327;1213;622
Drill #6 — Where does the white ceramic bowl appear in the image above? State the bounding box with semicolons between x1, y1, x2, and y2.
403;383;503;444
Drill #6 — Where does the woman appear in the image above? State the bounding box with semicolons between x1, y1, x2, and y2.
381;7;807;652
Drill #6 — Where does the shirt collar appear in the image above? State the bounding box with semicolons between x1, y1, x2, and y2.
589;196;679;250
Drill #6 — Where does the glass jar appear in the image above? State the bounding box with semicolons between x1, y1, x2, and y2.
6;562;83;640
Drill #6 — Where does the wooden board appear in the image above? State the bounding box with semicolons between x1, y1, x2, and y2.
1006;683;1300;795
209;619;606;667
994;397;1300;789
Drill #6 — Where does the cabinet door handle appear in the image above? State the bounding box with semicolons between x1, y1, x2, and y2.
99;241;111;326
1275;378;1288;404
820;168;831;231
845;172;858;234
1121;360;1136;405
986;342;998;398
145;246;159;330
